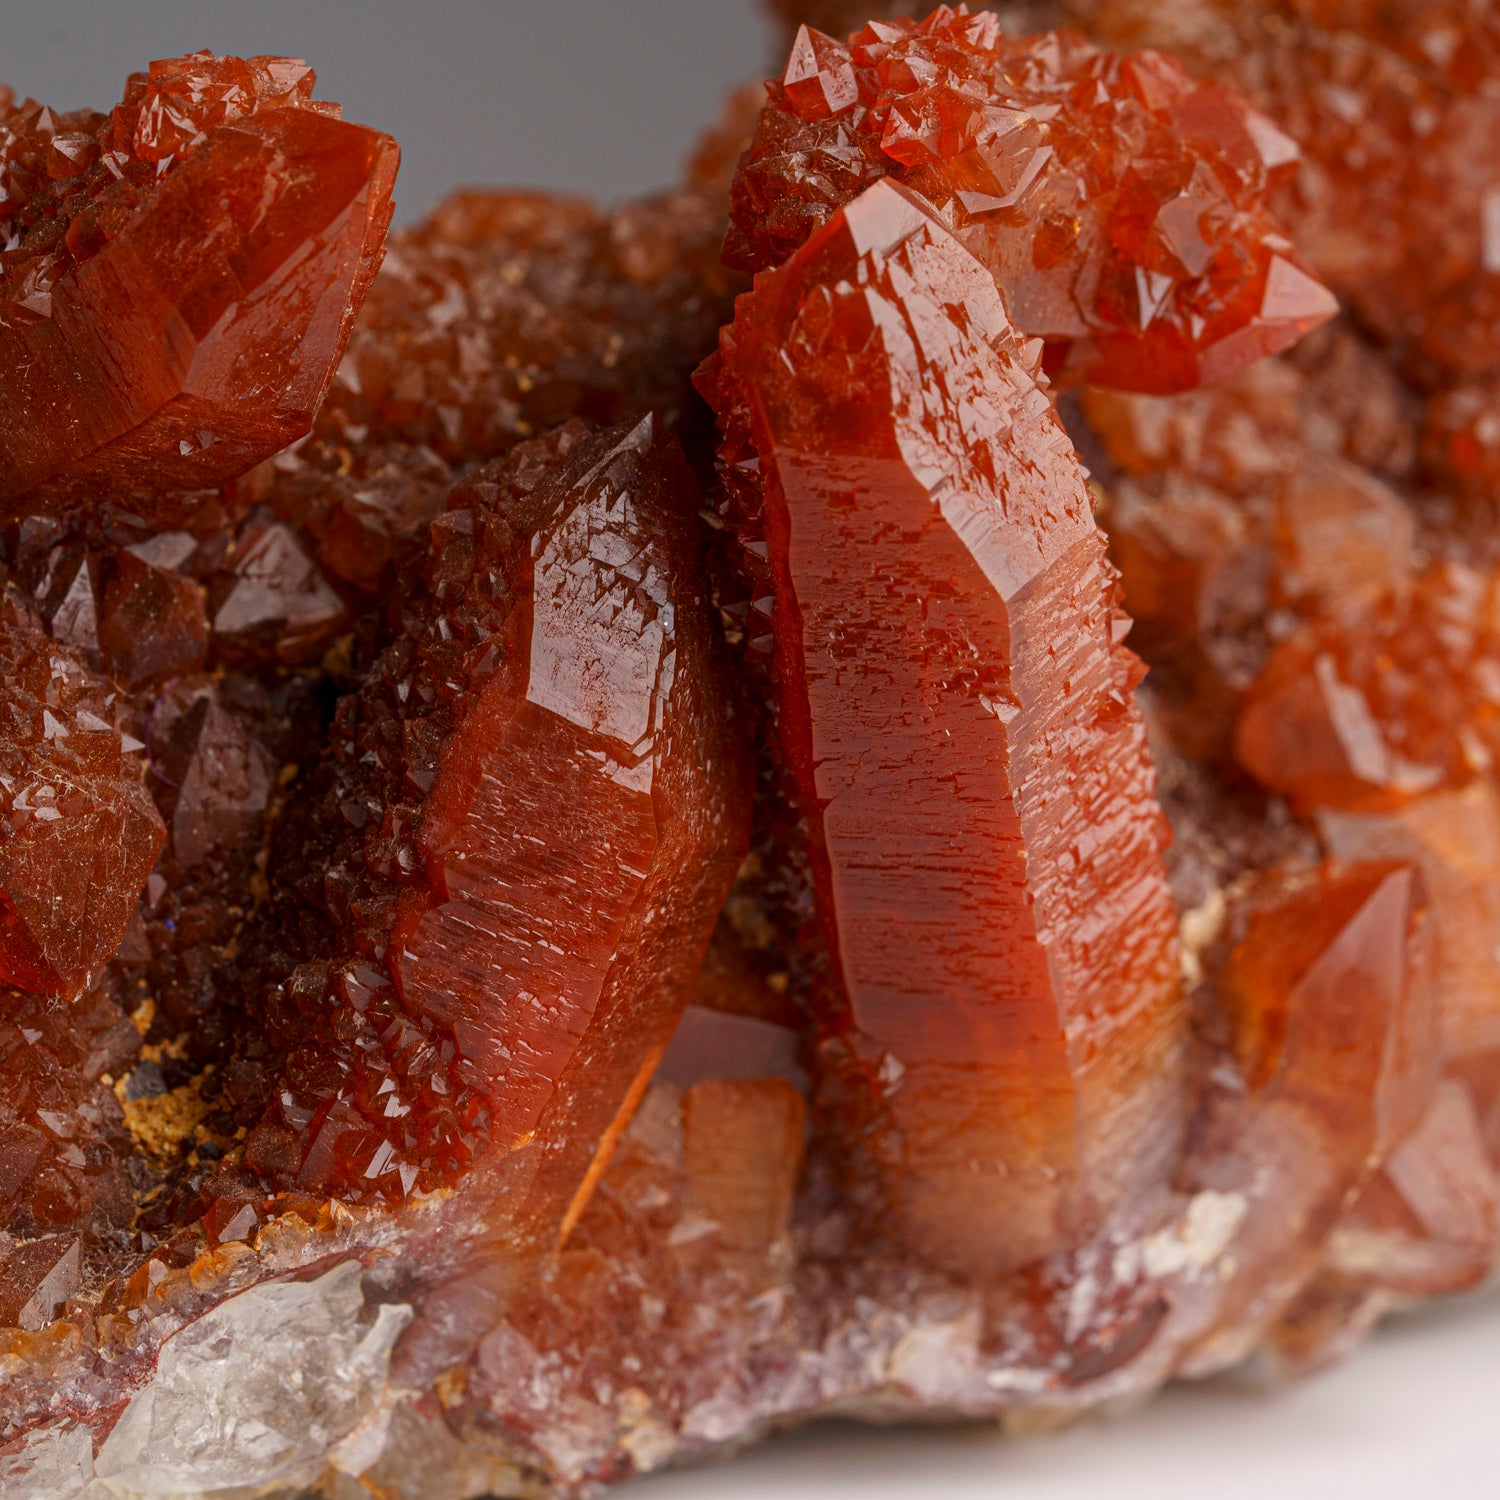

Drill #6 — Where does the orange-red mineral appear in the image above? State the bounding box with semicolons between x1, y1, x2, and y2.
1067;0;1500;377
313;188;740;467
1179;857;1440;1369
0;52;397;512
701;179;1183;1275
1236;561;1500;812
726;7;1336;390
0;594;163;996
0;979;140;1241
8;13;1500;1496
249;419;750;1256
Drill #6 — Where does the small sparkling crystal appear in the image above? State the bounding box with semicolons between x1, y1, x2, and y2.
2;13;1499;1497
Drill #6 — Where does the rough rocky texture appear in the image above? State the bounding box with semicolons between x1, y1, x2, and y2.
252;183;745;621
312;188;743;471
0;598;163;998
3;11;1500;1499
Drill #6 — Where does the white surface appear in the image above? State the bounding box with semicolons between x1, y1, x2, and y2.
629;1290;1500;1499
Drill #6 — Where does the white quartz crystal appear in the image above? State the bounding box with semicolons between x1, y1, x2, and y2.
92;1260;411;1497
0;1421;95;1500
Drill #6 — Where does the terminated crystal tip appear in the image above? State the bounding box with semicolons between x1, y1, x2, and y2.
0;51;398;513
700;178;1185;1274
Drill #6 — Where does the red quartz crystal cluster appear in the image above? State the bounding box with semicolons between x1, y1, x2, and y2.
1;8;1499;1497
701;178;1185;1276
726;6;1336;389
243;416;748;1249
0;50;397;510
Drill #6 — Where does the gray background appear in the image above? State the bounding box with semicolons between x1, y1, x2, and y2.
0;1;770;223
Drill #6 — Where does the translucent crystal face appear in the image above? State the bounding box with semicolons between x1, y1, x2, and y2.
702;179;1184;1274
94;1261;411;1496
234;418;748;1260
1069;0;1500;378
2;10;1500;1496
727;6;1335;390
0;52;398;512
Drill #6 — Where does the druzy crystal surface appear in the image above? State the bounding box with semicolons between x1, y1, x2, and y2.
0;52;397;512
727;7;1337;389
2;8;1500;1498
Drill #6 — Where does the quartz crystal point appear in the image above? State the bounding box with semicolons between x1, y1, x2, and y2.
727;7;1337;391
5;11;1500;1496
1074;311;1500;1075
767;0;1066;52
248;419;750;1261
0;52;397;512
263;184;742;605
1065;0;1500;378
1177;858;1440;1369
1067;266;1500;1381
700;179;1184;1275
441;856;1441;1483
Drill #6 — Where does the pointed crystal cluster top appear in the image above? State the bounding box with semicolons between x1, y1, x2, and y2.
1;50;325;279
727;6;1336;389
0;51;397;510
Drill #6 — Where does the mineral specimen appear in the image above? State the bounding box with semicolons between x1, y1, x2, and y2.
727;6;1337;389
0;52;397;511
700;178;1184;1275
241;417;750;1264
314;189;742;468
2;6;1500;1498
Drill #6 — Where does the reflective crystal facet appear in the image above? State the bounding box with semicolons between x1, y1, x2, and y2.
727;8;1335;390
246;419;750;1268
701;180;1184;1274
3;13;1500;1497
0;53;397;512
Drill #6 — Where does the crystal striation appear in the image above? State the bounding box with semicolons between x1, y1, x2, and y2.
243;418;751;1270
701;179;1184;1275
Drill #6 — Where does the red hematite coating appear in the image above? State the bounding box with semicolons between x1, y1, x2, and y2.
0;595;164;997
726;7;1337;392
1235;561;1500;815
700;179;1184;1275
1066;0;1500;377
255;418;750;1242
0;52;397;513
